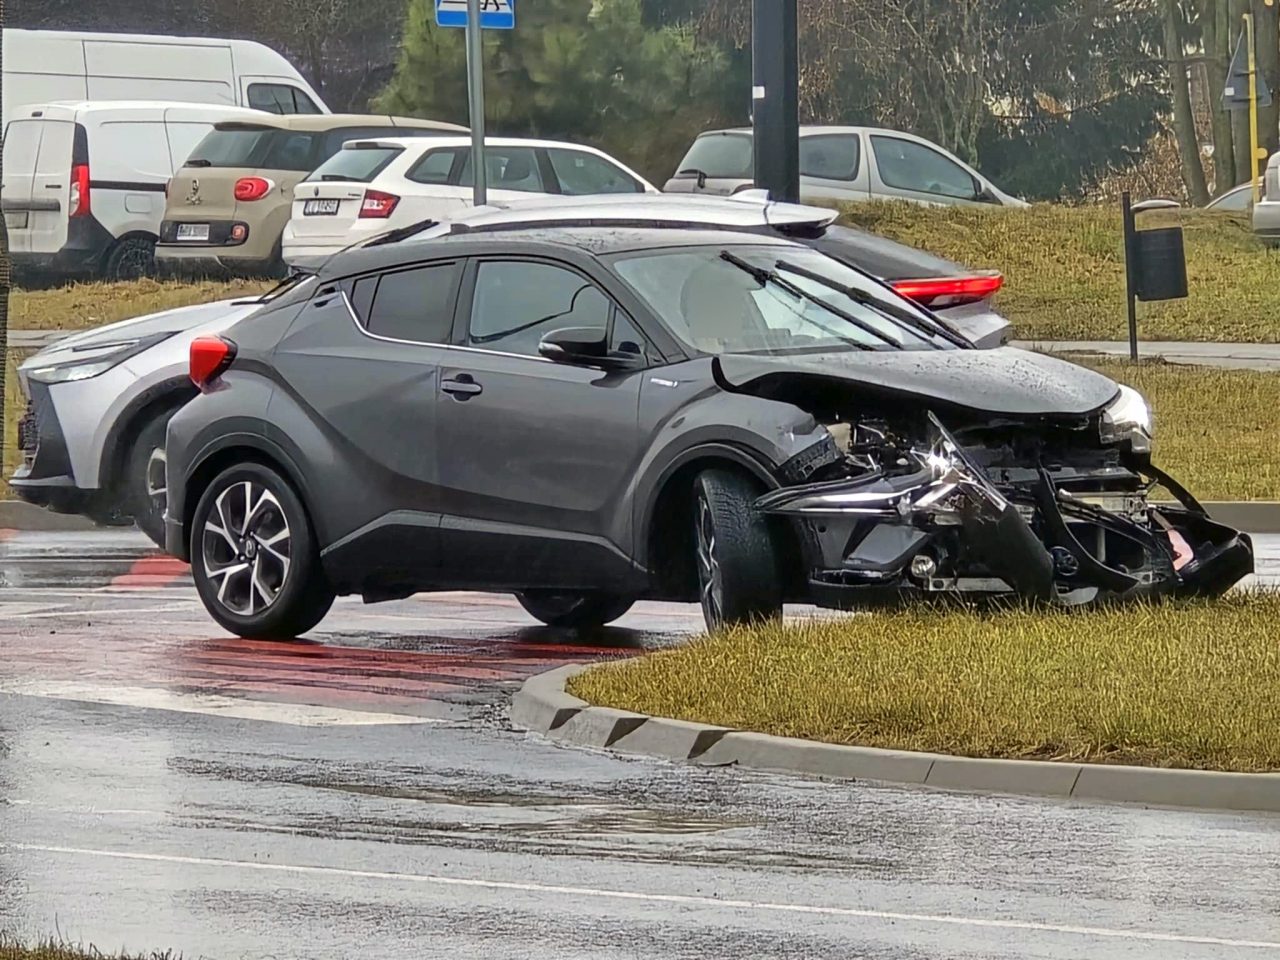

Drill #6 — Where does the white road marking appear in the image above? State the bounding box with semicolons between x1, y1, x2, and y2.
3;604;192;620
0;681;439;727
5;843;1278;951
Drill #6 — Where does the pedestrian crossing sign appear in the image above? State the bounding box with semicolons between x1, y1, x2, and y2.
436;0;515;29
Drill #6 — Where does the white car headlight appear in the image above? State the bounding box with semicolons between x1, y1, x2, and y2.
25;333;173;385
1099;384;1154;453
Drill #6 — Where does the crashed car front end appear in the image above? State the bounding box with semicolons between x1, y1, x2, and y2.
745;375;1254;606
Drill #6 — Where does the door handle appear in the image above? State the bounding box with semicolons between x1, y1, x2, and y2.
441;375;483;399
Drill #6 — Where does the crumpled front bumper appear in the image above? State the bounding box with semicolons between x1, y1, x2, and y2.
756;414;1254;605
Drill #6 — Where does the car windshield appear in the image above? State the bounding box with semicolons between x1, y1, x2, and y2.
187;127;272;167
611;244;963;355
306;145;404;183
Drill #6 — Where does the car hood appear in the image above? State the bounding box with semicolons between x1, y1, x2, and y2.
47;298;262;352
714;346;1119;418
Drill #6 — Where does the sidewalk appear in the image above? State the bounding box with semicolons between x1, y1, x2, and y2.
1014;340;1280;372
9;330;1280;371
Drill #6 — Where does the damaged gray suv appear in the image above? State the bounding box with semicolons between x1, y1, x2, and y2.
164;225;1253;637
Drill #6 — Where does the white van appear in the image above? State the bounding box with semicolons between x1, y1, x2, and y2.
3;29;328;123
2;101;268;281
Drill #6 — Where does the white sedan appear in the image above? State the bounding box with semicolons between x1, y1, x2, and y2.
282;136;657;264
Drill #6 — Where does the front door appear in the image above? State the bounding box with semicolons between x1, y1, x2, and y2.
435;258;645;590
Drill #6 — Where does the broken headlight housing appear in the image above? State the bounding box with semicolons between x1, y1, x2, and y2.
1099;384;1153;454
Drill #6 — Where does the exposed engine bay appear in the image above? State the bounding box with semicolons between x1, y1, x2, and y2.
756;398;1254;606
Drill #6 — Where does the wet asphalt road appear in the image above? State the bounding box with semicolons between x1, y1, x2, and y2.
1;530;1280;960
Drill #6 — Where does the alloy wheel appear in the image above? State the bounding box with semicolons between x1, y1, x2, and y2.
144;446;167;521
695;494;724;627
201;480;292;616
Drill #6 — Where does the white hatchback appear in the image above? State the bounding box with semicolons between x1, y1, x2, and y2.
282;136;656;264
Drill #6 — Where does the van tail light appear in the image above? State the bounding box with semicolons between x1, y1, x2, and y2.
891;273;1003;308
190;336;237;392
234;177;273;202
69;163;91;218
359;189;400;219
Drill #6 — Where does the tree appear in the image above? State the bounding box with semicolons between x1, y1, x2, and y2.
377;0;730;181
1164;0;1210;203
1;0;8;481
1199;0;1237;191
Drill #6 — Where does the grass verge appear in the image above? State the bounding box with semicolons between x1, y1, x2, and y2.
569;593;1280;772
0;940;172;960
841;202;1280;342
12;278;270;332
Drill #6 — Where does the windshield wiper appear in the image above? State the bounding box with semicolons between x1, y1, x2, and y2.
775;258;971;349
364;217;441;248
719;251;889;351
185;159;212;168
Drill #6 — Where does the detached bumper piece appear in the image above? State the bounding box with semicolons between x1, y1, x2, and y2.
757;414;1254;606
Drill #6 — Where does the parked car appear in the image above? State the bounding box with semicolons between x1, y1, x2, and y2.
1253;153;1280;243
1206;183;1253;212
664;126;1026;208
8;193;1011;545
281;136;656;265
3;29;326;124
2;100;268;281
10;284;302;545
163;224;1249;638
157;114;466;278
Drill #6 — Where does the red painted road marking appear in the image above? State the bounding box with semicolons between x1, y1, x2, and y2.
108;556;189;589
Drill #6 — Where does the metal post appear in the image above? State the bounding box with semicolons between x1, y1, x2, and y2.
751;0;799;203
1121;192;1139;361
1247;12;1261;203
465;0;487;207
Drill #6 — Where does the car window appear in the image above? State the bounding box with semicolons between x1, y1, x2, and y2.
610;310;649;361
186;126;272;167
247;83;321;115
546;148;642;195
355;262;461;343
469;261;611;356
262;131;317;171
1207;186;1252;211
306;145;402;183
800;134;860;181
459;147;544;192
676;133;753;178
406;148;460;185
871;135;978;200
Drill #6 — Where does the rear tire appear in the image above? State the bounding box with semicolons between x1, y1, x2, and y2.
103;236;157;282
693;468;782;630
515;590;635;628
126;408;176;549
190;462;334;638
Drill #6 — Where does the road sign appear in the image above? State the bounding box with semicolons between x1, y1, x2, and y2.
1223;27;1272;110
437;0;514;29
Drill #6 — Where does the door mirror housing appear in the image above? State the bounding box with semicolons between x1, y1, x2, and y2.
539;327;642;369
975;184;1001;205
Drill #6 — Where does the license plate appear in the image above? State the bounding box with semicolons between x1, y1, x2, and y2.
175;223;210;242
4;211;28;230
304;199;340;216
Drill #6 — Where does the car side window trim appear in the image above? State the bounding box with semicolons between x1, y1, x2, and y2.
799;133;862;182
450;255;660;367
535;149;563;195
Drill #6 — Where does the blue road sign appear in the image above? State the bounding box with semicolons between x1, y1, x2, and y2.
437;0;514;29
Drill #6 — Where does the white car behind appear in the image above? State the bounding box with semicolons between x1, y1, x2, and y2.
282;136;656;264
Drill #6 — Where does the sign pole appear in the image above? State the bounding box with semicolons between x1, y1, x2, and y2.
751;0;799;203
1247;12;1261;203
1121;191;1139;361
465;0;487;207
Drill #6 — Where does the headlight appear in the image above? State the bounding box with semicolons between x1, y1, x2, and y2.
25;333;174;385
1099;384;1154;453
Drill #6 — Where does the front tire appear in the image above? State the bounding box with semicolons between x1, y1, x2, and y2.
190;462;334;638
126;409;176;548
694;469;782;630
515;590;634;628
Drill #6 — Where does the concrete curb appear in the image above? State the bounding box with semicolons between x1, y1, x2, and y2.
0;501;98;531
510;666;1280;814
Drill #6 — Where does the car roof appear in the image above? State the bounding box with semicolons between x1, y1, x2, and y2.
12;100;268;120
214;113;466;133
698;125;926;139
318;226;799;279
343;135;618;152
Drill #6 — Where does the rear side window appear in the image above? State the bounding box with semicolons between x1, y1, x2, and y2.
800;134;860;181
459;147;543;191
676;133;753;179
306;146;403;184
546;148;642;195
247;83;321;116
407;148;461;185
351;262;461;343
186;127;272;167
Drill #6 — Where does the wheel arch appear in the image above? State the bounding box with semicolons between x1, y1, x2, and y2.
98;378;197;500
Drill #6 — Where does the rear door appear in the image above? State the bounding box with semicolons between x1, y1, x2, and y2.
867;134;985;207
166;123;277;235
434;257;645;589
27;119;75;255
1;118;44;254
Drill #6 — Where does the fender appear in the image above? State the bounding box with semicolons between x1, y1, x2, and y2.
97;376;196;492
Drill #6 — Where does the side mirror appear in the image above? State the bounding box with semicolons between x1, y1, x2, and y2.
975;184;1001;205
539;327;641;370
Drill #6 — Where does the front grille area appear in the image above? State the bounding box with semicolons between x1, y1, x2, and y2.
17;399;38;466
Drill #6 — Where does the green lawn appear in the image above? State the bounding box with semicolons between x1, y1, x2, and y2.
12;278;269;332
570;592;1280;772
841;202;1280;342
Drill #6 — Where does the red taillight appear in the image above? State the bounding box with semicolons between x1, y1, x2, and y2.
69;163;91;218
234;177;273;202
189;336;237;391
891;273;1003;307
359;189;400;219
